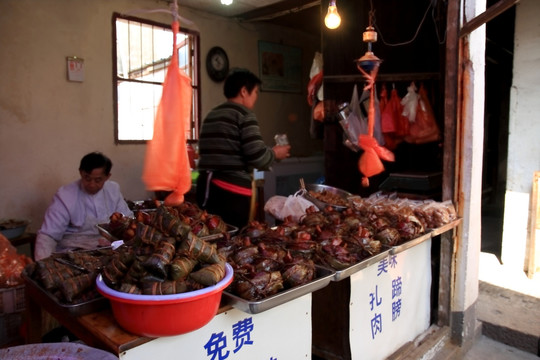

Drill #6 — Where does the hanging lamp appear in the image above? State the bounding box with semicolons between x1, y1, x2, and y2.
324;0;341;29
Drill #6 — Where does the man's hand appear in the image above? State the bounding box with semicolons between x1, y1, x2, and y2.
273;144;291;160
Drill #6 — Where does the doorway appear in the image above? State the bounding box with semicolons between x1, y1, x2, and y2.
481;3;515;260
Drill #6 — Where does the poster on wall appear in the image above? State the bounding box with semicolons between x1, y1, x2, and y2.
66;56;84;82
258;41;302;93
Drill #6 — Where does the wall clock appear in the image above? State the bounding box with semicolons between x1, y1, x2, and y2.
206;46;229;82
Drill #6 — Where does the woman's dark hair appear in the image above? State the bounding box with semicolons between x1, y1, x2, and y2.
79;152;113;175
223;68;262;98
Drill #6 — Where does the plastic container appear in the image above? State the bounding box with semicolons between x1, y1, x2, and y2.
0;220;29;240
96;263;234;337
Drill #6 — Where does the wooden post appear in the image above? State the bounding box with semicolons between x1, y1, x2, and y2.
526;171;540;278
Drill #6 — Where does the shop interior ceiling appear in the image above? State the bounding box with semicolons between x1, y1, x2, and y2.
176;0;321;34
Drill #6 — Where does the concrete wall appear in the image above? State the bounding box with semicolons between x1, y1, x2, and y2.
0;0;321;232
502;0;540;270
450;0;486;344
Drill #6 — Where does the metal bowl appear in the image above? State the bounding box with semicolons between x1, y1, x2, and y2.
303;184;353;211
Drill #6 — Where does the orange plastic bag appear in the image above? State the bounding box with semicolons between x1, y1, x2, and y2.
355;63;394;187
381;87;409;150
379;83;388;114
142;21;193;206
405;84;440;144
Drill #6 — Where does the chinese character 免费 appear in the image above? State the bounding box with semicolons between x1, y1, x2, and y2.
232;317;254;353
204;331;230;360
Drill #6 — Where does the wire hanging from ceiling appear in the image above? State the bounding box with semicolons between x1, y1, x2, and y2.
373;0;446;47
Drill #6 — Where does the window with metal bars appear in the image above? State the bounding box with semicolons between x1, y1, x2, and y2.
113;13;200;144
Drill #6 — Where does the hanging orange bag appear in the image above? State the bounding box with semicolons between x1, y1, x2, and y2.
142;21;193;205
381;87;409;150
405;84;440;144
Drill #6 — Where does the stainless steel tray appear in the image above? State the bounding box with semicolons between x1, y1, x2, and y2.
127;200;163;212
222;266;335;314
390;232;432;255
96;223;117;242
22;272;108;317
96;223;238;242
389;218;461;255
331;248;392;281
303;184;353;211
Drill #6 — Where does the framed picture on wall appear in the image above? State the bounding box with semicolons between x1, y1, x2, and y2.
258;41;302;93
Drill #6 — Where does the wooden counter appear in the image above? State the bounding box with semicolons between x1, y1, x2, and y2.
24;278;150;354
25;276;311;359
24;274;236;356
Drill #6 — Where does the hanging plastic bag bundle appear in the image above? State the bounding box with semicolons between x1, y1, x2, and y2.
381;85;409;150
142;20;193;206
400;82;419;123
337;85;369;152
358;86;384;145
308;52;325;139
379;83;389;115
405;83;441;144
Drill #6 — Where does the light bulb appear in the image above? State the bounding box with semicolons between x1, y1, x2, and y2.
221;0;233;5
324;0;341;29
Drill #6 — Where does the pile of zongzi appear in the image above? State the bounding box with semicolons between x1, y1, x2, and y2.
101;205;228;295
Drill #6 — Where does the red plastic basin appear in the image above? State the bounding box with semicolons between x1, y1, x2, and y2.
96;263;233;337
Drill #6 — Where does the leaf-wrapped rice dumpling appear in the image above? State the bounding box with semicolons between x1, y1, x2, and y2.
136;222;174;245
123;256;148;284
189;263;226;286
118;282;142;295
168;256;198;280
143;240;176;279
102;249;135;286
142;279;189;295
153;206;191;239
36;258;82;290
58;272;97;302
179;235;221;264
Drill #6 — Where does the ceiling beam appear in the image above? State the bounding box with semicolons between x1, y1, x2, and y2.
460;0;519;37
234;0;320;22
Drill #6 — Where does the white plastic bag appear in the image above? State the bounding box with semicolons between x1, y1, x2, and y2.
309;52;324;101
264;191;317;222
349;84;368;137
400;82;419;123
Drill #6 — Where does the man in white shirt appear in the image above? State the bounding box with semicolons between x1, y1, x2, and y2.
35;152;132;260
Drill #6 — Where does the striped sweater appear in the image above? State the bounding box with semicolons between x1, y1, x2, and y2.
197;101;275;188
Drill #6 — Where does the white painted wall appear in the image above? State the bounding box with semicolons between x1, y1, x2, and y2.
502;0;540;270
453;0;485;320
0;0;321;232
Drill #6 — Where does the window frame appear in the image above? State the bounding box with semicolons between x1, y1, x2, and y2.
112;12;201;145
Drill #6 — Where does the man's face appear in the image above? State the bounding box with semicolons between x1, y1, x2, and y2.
243;85;259;109
80;167;110;195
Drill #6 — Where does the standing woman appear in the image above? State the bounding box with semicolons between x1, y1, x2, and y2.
196;68;290;228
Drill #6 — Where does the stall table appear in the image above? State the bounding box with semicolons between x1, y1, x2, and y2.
25;282;313;359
